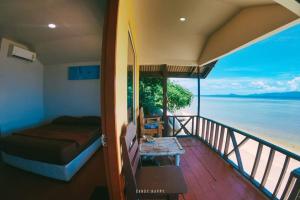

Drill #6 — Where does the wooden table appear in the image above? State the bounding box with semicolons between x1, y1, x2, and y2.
139;137;185;166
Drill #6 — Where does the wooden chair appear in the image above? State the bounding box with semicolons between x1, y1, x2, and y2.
139;107;163;137
121;123;187;200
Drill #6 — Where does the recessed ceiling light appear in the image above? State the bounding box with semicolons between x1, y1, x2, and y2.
179;17;186;22
48;23;56;29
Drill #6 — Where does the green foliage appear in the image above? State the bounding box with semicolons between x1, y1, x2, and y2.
139;77;193;114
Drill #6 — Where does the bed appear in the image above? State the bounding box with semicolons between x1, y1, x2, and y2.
0;116;102;181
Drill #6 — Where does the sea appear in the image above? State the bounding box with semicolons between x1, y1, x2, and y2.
176;96;300;154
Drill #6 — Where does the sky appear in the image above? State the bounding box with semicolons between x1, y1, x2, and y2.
171;22;300;95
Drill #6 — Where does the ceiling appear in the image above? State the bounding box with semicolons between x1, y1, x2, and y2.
0;0;106;65
134;0;274;66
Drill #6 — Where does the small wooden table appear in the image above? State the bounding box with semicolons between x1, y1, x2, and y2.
139;137;185;166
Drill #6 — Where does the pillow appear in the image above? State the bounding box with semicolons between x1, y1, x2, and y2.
52;116;80;125
80;116;101;126
52;116;101;126
144;123;159;129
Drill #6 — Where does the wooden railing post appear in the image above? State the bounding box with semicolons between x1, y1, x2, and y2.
281;168;300;200
228;130;244;173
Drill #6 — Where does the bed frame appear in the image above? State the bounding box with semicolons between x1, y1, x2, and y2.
1;138;101;181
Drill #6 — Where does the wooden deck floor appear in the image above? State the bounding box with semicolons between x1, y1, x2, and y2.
0;149;107;200
178;137;267;200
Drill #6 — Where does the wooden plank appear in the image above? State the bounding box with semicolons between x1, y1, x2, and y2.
213;124;219;149
229;130;244;172
260;148;275;188
251;143;263;179
218;126;225;153
272;156;290;198
177;137;266;200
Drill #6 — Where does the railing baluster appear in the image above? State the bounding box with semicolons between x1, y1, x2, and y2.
251;143;263;179
191;116;194;135
260;148;275;188
280;173;296;200
218;126;225;153
285;168;300;200
201;118;206;140
172;116;175;136
209;122;215;146
195;116;199;136
272;156;290;198
224;129;230;157
229;130;244;172
205;120;210;142
213;124;219;150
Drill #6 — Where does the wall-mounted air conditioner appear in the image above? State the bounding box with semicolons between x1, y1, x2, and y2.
9;45;36;62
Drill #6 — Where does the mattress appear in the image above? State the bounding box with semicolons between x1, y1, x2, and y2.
1;138;101;181
0;116;101;165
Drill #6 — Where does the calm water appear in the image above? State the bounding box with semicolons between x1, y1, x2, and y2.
177;97;300;153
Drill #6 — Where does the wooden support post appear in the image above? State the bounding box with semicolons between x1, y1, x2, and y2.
195;67;201;136
162;64;168;137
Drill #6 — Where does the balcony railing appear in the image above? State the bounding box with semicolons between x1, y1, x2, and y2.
166;115;300;200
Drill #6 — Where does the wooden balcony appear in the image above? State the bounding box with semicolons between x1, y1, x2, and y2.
178;137;267;200
162;115;300;200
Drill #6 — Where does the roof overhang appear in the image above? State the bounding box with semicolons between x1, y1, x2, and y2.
140;61;217;79
135;1;300;78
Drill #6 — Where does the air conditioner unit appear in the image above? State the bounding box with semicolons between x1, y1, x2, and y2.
9;45;36;62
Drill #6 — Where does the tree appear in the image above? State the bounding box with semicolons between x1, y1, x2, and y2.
139;77;193;114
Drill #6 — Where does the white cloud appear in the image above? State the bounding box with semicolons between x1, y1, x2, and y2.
199;76;300;95
288;77;300;91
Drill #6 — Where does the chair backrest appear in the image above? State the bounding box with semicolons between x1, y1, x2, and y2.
121;123;140;199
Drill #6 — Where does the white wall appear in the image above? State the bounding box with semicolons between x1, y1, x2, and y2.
44;62;100;120
0;38;44;135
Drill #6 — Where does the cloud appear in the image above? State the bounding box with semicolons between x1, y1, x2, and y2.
199;76;300;95
288;77;300;91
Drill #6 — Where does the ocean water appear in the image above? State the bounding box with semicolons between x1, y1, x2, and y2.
177;97;300;154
